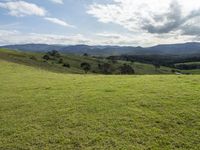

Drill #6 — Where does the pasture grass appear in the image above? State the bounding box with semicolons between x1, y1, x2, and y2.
0;60;200;149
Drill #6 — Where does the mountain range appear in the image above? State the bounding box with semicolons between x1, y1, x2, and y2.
1;42;200;56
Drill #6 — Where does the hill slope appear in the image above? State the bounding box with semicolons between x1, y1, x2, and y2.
0;48;174;75
0;60;200;149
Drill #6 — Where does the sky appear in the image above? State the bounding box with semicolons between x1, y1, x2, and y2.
0;0;200;46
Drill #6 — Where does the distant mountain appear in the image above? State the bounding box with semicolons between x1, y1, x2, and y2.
147;42;200;55
1;42;200;56
1;44;62;52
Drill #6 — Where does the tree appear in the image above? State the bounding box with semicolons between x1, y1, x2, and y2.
130;59;135;64
83;53;88;57
48;50;60;57
30;56;37;60
80;62;91;73
108;57;117;64
154;63;161;70
98;63;112;74
120;64;135;74
171;69;176;73
43;54;50;60
63;63;70;68
58;58;63;64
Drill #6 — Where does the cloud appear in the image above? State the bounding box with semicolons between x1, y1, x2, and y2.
0;30;89;45
44;17;75;28
96;32;139;45
142;1;183;33
180;22;200;36
0;29;196;46
0;1;46;17
0;1;74;28
142;1;200;34
49;0;64;4
87;0;200;37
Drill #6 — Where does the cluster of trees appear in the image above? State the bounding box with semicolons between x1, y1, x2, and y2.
80;62;135;74
43;50;60;60
98;63;135;74
42;51;136;74
42;50;70;68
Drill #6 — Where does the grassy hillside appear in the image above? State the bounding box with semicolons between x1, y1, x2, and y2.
174;61;200;74
0;48;174;75
0;60;200;149
176;62;200;65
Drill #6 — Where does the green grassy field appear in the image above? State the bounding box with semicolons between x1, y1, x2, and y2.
0;60;200;149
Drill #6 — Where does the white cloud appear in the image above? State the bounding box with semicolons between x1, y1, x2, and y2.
0;30;90;45
44;17;75;28
0;29;195;46
49;0;64;4
87;0;200;45
0;1;46;17
0;1;75;28
95;32;195;46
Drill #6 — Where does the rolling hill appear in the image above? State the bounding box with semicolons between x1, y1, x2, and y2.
0;48;175;75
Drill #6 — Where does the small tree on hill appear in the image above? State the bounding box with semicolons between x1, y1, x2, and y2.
154;63;161;70
130;59;135;64
58;58;63;64
43;54;50;60
108;57;117;64
63;63;70;68
98;63;112;74
30;56;37;60
80;62;91;73
83;53;88;57
48;50;60;57
120;64;135;74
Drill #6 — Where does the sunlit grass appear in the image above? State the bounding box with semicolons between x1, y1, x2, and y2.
0;60;200;149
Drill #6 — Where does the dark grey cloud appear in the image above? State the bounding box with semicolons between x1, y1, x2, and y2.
181;25;200;36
